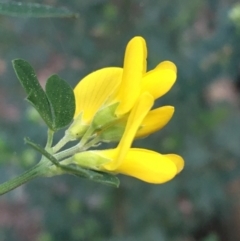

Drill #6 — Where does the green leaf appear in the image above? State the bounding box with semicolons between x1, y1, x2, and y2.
24;137;59;166
0;2;78;18
61;164;120;188
87;171;120;188
45;75;75;131
13;60;75;131
12;59;53;129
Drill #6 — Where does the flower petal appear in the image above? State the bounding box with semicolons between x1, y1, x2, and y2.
74;67;122;123
104;92;154;170
116;148;178;183
136;106;174;138
164;154;184;173
116;36;147;116
156;61;177;73
141;61;177;99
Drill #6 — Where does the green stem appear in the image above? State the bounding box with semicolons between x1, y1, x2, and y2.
52;133;71;153
46;129;54;150
54;127;95;160
54;135;101;161
78;126;94;147
54;142;81;160
0;163;46;195
81;135;101;151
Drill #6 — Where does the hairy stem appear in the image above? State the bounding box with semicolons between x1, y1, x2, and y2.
0;162;47;196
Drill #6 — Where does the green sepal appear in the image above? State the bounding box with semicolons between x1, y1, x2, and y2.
66;112;89;139
0;2;78;18
24;137;59;166
45;75;75;131
92;102;119;130
13;59;53;129
61;164;120;188
99;122;126;142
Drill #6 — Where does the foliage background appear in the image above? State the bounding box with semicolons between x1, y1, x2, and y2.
1;0;240;240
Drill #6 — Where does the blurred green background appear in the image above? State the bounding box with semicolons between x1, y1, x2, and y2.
1;0;240;240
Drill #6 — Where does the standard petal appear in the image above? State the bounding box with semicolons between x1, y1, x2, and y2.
164;154;184;173
141;67;176;100
136;106;174;138
104;93;154;170
74;67;122;123
116;148;178;183
116;36;147;116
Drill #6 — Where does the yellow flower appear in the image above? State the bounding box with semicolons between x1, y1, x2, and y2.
66;36;184;184
73;93;184;184
68;36;177;138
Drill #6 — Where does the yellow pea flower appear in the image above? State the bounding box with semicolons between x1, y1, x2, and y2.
73;93;184;184
68;36;177;138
